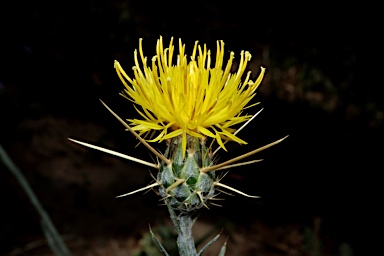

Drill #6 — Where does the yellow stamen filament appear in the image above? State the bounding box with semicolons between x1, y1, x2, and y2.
115;37;266;157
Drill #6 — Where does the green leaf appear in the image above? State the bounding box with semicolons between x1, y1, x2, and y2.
149;225;170;256
197;233;221;256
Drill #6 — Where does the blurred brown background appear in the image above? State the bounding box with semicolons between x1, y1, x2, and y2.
0;1;375;255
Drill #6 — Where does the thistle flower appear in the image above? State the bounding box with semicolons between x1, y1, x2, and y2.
69;36;287;256
114;37;266;157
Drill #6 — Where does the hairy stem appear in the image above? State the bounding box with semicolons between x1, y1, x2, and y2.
177;215;197;256
167;206;197;256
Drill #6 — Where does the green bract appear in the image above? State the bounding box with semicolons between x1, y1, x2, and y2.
158;136;215;212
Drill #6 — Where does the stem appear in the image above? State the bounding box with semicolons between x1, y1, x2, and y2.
0;144;71;256
177;215;197;256
167;205;197;256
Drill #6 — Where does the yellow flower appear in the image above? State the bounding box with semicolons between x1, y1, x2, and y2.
114;36;265;155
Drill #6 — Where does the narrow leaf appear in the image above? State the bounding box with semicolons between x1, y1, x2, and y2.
218;238;228;256
149;225;170;256
197;233;221;256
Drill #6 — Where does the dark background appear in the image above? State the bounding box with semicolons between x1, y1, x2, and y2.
0;1;376;255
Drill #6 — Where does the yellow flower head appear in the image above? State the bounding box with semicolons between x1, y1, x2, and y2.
114;36;265;154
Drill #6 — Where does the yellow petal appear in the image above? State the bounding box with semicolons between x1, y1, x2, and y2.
162;129;184;140
197;126;215;138
215;131;227;152
116;37;266;149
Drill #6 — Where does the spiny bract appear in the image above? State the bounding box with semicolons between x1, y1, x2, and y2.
158;136;215;212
